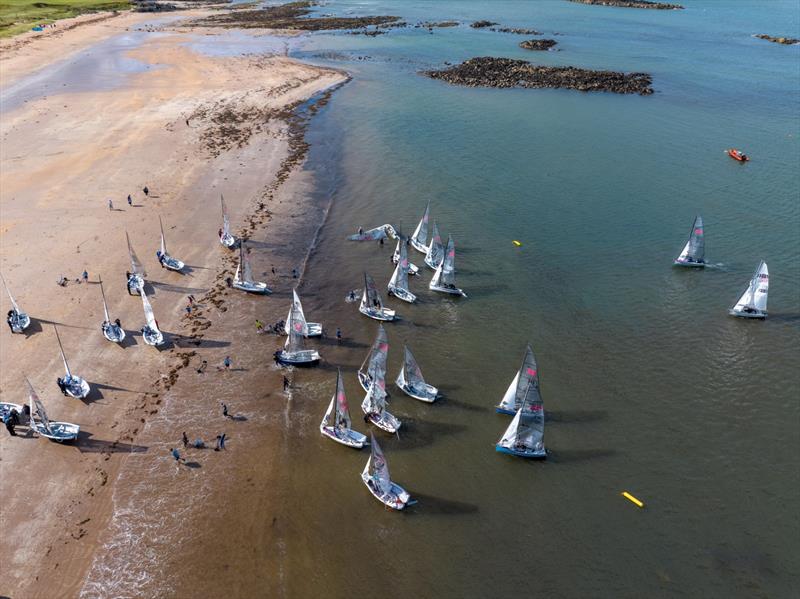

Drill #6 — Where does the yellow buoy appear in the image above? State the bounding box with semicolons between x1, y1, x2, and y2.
622;491;645;508
512;240;522;247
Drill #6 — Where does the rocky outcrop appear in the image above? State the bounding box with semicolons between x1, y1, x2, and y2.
415;21;460;28
423;56;653;95
491;27;542;35
755;34;800;45
470;20;498;28
520;39;557;51
566;0;683;9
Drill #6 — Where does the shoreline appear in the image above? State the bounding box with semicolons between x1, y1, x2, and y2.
0;12;348;597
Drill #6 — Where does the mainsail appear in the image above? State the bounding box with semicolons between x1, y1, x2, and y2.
26;377;51;435
368;433;392;495
677;215;705;263
285;299;306;353
333;369;351;431
360;325;389;384
433;235;457;287
362;273;384;311
291;289;309;335
411;200;430;248
425;221;444;267
140;289;160;333
126;232;146;276
54;325;72;379
498;345;541;413
1;273;21;313
363;376;388;415
389;244;411;293
221;195;231;238
498;407;544;450
159;216;168;257
402;346;427;390
732;261;769;313
240;243;254;284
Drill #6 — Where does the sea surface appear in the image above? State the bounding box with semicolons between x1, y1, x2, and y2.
279;1;800;597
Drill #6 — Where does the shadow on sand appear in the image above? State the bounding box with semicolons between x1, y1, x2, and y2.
406;493;479;516
76;431;148;454
150;281;210;295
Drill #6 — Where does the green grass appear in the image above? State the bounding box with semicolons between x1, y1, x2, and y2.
0;0;131;38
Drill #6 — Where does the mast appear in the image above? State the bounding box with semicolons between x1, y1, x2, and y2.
159;216;168;256
26;376;51;435
53;325;71;378
126;231;145;276
221;194;230;237
0;272;20;313
99;276;111;322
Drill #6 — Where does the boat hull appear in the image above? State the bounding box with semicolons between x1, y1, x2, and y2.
32;421;79;442
396;373;437;403
429;283;467;297
424;255;441;270
673;259;705;268
233;279;271;294
142;328;164;347
387;284;416;304
65;377;90;399
728;309;767;319
363;410;401;434
361;473;410;510
0;402;23;419
495;407;517;415
220;234;236;248
127;275;144;294
9;312;30;333
410;238;429;255
102;323;126;343
320;425;367;448
359;305;396;321
277;349;320;366
163;255;185;272
495;444;546;459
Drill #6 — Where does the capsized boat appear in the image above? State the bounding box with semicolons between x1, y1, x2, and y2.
729;260;769;319
361;433;411;510
387;244;417;304
320;369;368;449
392;239;419;275
233;242;271;294
727;148;748;162
157;216;185;272
140;288;164;347
53;325;90;399
283;289;321;337
99;277;125;343
358;324;389;393
1;273;30;333
495;406;546;459
496;344;541;415
359;273;396;321
219;194;236;249
125;231;146;294
424;221;444;269
276;298;320;365
429;235;466;297
396;345;437;402
27;377;79;442
673;215;706;267
361;374;401;434
410;200;431;255
346;224;397;241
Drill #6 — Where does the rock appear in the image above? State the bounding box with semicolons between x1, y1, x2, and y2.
415;21;459;28
491;27;542;35
519;39;557;51
423;56;654;95
566;0;683;9
470;20;498;28
755;34;800;45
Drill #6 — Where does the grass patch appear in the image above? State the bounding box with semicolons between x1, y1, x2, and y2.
0;0;131;38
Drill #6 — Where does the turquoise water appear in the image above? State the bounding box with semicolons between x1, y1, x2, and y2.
280;2;799;597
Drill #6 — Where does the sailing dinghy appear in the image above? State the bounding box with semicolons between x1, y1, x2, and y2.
0;401;23;422
392;240;420;275
429;235;466;297
496;344;542;415
347;224;397;242
1;273;30;333
233;242;271;294
673;215;706;267
139;289;164;347
361;433;411;510
276;298;320;365
361;373;401;434
157;217;185;272
495;406;546;459
283;289;321;337
27;377;79;442
729;261;769;319
396;345;437;402
358;324;389;393
125;232;146;295
320;369;368;449
219;195;236;249
99;277;125;343
387;244;417;304
410;200;431;255
359;273;396;321
424;221;444;270
54;325;90;399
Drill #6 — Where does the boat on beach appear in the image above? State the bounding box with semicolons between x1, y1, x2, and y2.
54;325;90;399
99;277;125;343
358;324;389;393
424;221;444;269
219;195;237;249
2;273;30;334
410;200;431;255
0;401;23;421
276;298;320;365
320;368;368;449
429;235;466;297
125;232;146;295
27;377;79;442
139;288;164;347
233;242;271;294
359;273;396;321
495;405;546;459
673;215;706;267
361;373;401;434
396;345;437;402
392;239;420;275
361;433;411;510
729;260;769;319
347;224;397;241
283;289;321;337
157;216;185;272
496;344;541;415
388;243;417;304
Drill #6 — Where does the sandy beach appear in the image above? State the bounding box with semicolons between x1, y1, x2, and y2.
0;10;346;597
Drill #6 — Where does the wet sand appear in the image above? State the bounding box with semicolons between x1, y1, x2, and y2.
0;12;346;598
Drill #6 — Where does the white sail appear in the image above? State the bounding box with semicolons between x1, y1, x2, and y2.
361;273;384;311
497;408;523;448
411;200;430;248
731;261;769;315
361;376;388;416
140;289;160;334
126;232;146;276
360;325;389;387
425;221;444;268
241;244;254;284
26;377;51;435
402;346;427;390
333;369;352;431
497;345;541;413
221;195;230;238
1;273;21;314
431;235;457;288
675;215;705;264
290;289;308;335
285;300;306;353
367;433;392;495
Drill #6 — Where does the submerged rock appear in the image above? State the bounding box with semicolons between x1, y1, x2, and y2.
415;21;460;28
423;56;653;95
520;39;557;51
491;27;542;35
470;20;498;28
566;0;683;9
755;34;800;45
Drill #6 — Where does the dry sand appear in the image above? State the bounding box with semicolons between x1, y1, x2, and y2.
0;12;346;597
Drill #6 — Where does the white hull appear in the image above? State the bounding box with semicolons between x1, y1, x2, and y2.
362;409;401;433
320;424;367;448
424;254;441;270
143;327;164;347
410;238;429;255
233;279;271;294
673;258;705;268
162;255;185;272
65;377;90;399
9;312;30;333
396;371;437;402
0;402;23;419
359;304;396;321
102;323;126;343
361;473;410;510
496;443;546;459
387;284;416;304
283;321;322;338
32;421;79;442
729;308;767;319
429;282;467;297
127;274;144;294
277;349;320;365
220;233;236;248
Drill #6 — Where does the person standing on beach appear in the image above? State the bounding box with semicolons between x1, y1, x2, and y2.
197;360;207;374
143;186;149;197
182;432;189;448
223;356;232;371
82;270;89;284
283;376;289;392
171;448;184;463
108;199;113;211
215;434;227;451
336;327;342;343
221;402;229;418
127;194;132;207
255;319;264;334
